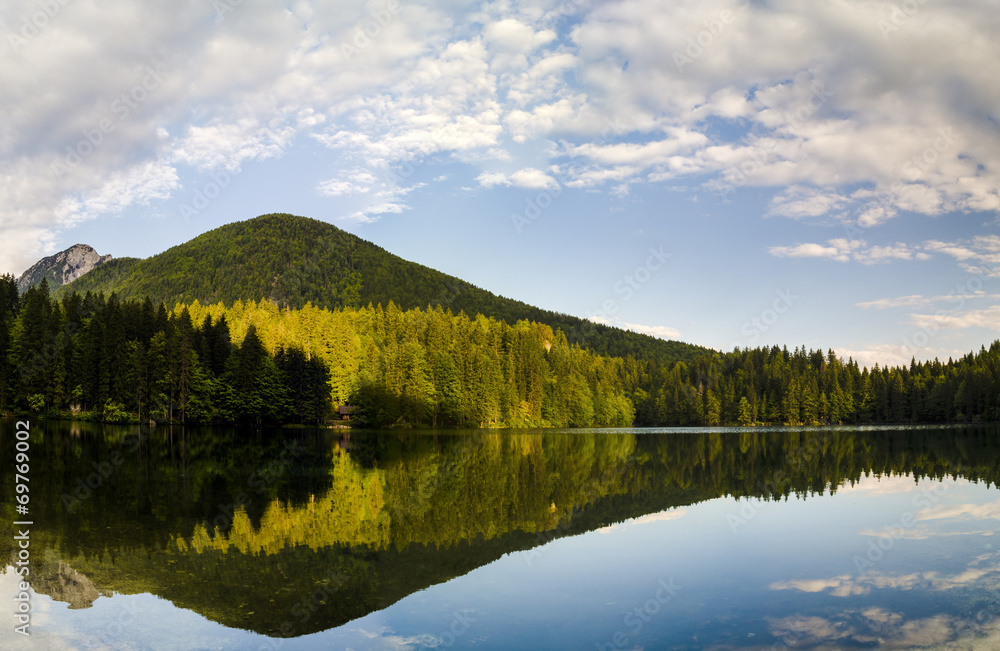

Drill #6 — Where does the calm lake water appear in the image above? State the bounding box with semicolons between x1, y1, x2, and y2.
3;419;1000;650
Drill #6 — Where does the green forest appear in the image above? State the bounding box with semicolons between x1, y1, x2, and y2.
4;269;1000;426
0;275;635;427
635;342;1000;426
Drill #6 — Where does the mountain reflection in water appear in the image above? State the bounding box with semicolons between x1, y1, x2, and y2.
2;422;999;650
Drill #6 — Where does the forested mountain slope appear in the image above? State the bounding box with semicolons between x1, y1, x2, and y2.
53;213;709;365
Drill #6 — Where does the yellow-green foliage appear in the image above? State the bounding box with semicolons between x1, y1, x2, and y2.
173;432;639;555
176;299;636;428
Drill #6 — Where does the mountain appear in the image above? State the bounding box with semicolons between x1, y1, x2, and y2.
16;243;112;293
54;213;711;363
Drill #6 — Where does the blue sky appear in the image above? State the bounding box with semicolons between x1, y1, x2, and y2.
2;0;999;367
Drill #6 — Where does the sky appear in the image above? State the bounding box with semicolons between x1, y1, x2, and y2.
1;0;999;368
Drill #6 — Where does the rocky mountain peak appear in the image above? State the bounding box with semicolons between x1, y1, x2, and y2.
16;243;113;293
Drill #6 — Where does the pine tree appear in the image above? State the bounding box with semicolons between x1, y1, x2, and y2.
10;279;55;407
738;396;753;426
0;274;20;408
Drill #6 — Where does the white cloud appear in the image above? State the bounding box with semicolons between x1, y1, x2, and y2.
56;160;181;227
475;171;511;188
484;18;556;65
766;604;1000;650
769;242;851;263
918;236;1000;278
509;168;559;190
836;473;922;496
770;556;1000;601
590;315;681;340
505;97;583;144
318;180;366;196
769;576;869;597
768;186;847;219
924;240;977;261
769;238;925;265
476;168;559;190
855;243;917;264
917;500;1000;523
171;120;295;172
597;508;687;534
834;344;933;368
910;304;1000;333
316;169;379;196
566;165;639;189
856;295;929;310
565;129;708;167
318;165;426;222
855;292;999;310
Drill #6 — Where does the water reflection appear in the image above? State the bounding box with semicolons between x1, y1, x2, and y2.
2;421;1000;649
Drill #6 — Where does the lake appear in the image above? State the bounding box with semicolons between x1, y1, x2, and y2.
3;419;1000;650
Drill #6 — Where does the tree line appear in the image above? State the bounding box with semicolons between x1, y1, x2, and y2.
632;343;1000;425
5;270;1000;427
0;274;634;427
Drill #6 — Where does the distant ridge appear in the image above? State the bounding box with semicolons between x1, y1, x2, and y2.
16;244;112;293
55;213;710;364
